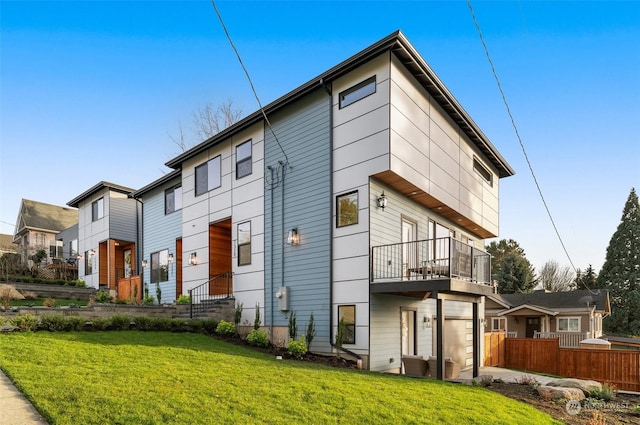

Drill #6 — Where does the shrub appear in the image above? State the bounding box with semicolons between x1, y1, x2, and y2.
515;374;540;388
43;298;56;308
38;316;67;331
234;302;243;327
288;311;297;340
246;329;270;347
591;383;616;401
254;303;261;330
110;314;133;330
215;320;236;337
156;283;162;304
335;316;347;358
198;319;219;335
143;295;155;305
305;312;316;348
94;291;113;304
10;314;37;331
288;336;307;358
88;318;110;330
21;291;37;300
176;294;190;304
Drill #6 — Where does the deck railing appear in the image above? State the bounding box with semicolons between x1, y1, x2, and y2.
533;331;589;348
189;272;233;318
371;237;491;285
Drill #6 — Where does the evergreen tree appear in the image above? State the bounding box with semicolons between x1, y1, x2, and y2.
574;265;598;291
597;188;640;336
486;239;537;293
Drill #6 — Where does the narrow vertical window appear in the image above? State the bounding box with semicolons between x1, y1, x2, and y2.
165;186;182;214
237;221;251;266
151;249;169;284
338;305;356;344
85;250;93;275
236;140;252;179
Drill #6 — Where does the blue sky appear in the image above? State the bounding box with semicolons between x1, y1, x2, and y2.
1;1;638;274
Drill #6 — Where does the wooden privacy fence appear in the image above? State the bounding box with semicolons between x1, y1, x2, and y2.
505;338;640;392
484;331;505;367
117;276;142;301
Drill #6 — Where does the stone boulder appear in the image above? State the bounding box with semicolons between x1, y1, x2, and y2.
537;386;586;401
547;378;602;396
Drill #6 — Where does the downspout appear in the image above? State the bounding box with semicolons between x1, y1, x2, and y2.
267;166;275;332
132;196;144;293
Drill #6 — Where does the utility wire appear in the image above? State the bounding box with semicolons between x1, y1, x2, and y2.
466;0;577;273
209;0;289;164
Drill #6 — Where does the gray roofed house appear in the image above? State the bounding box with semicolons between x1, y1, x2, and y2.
485;289;610;346
12;199;78;265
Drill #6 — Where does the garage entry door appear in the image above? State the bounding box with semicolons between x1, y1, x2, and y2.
433;318;474;369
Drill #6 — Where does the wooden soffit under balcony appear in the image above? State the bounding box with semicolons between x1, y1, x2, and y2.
372;171;495;239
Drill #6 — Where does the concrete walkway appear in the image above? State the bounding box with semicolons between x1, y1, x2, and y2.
0;370;47;425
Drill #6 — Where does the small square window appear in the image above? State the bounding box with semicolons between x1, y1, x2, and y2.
336;191;358;227
338;305;356;344
339;76;376;108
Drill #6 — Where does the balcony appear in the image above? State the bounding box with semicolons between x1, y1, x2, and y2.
371;237;495;298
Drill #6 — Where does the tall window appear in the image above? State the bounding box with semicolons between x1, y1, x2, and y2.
338;305;356;344
70;239;78;258
237;221;251;266
339;76;376;108
84;250;93;276
236;140;252;179
195;156;221;196
92;197;104;221
150;249;169;284
165;185;182;214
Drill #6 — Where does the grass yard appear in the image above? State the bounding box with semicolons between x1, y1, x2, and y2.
0;332;561;425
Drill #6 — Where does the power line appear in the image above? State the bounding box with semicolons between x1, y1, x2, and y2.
209;0;289;165
466;0;577;273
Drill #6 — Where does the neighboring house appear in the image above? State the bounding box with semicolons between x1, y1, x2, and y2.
56;224;79;264
155;30;515;376
130;170;183;303
485;289;610;346
11;199;78;266
67;182;138;293
0;233;18;256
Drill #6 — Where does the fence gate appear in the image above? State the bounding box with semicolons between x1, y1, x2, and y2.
484;331;505;367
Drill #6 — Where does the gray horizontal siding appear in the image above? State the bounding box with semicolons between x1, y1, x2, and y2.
265;89;332;351
108;196;137;242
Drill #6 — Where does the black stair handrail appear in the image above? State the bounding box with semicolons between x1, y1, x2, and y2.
189;272;233;319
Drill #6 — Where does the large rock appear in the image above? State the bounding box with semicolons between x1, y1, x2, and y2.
547;378;602;396
537;386;586;401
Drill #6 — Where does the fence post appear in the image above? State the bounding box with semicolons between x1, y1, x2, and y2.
189;288;193;319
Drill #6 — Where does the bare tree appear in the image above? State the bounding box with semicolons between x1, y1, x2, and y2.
192;98;243;140
169;98;243;154
538;260;576;292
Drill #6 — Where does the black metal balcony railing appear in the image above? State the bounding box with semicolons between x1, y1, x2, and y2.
371;237;491;285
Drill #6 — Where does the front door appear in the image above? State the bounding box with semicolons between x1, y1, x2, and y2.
401;309;417;357
525;317;540;338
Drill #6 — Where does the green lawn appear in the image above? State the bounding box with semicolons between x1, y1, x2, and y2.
0;332;561;425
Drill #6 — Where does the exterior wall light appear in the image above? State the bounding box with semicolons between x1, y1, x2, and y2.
168;253;174;264
286;228;299;245
189;252;198;265
377;192;388;210
141;259;148;268
89;249;96;257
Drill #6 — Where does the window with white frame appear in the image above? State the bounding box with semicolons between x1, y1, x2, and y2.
339;76;376;108
237;221;251;266
492;317;506;331
195;156;221;196
92;197;104;221
557;317;581;332
49;240;63;259
70;239;78;258
236;140;252;179
165;185;182;215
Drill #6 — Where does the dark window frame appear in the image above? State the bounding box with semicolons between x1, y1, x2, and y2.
473;157;493;186
336;191;359;228
339;76;376;109
91;197;104;222
237;221;251;266
150;249;169;284
236;140;252;179
164;185;182;215
338;305;356;344
195;156;221;196
84;250;93;276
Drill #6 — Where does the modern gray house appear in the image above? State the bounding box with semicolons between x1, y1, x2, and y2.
68;31;515;377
